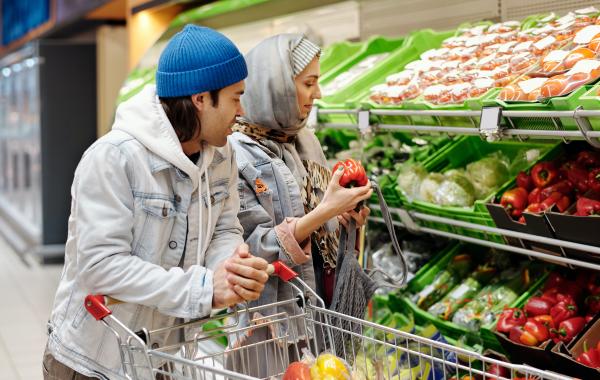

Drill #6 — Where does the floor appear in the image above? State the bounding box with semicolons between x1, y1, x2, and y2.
0;238;62;380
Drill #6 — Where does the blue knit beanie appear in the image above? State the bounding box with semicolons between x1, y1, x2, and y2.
156;24;247;98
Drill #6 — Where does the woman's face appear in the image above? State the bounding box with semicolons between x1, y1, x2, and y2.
294;56;322;119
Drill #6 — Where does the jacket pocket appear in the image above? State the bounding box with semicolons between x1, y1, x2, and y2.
134;197;178;263
71;304;89;329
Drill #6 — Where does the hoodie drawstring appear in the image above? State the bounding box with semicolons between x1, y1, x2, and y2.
196;165;212;266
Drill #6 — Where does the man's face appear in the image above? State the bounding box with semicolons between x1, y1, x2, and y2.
190;80;245;152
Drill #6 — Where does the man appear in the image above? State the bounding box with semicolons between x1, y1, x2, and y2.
43;24;269;379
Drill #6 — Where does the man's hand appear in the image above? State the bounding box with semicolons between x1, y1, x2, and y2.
211;244;269;308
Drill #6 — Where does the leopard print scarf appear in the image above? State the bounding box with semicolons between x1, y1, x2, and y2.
233;122;339;267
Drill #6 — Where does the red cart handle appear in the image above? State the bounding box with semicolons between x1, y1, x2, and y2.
85;295;112;321
267;260;298;282
84;260;297;320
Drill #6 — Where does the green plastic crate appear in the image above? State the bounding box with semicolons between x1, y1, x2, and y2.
319;35;405;90
579;83;600;130
320;40;364;76
487;85;594;130
402;136;558;240
393;243;550;352
318;29;454;123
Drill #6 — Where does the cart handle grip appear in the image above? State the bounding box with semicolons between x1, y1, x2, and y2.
84;260;297;318
85;295;112;321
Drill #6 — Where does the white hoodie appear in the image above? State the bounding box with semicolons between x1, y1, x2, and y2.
46;85;243;379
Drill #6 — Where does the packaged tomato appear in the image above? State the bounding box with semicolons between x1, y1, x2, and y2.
468;78;495;98
421;48;450;61
369;84;389;104
386;70;415;86
573;25;600;45
460;57;479;71
420;69;443;85
402;83;422;101
492;64;511;80
494;74;519;88
590;35;600;53
499;77;548;102
440;70;462;85
541;50;569;72
509;52;539;73
532;35;560;55
423;84;447;103
459;70;478;83
563;47;598;69
488;21;520;34
540;59;600;97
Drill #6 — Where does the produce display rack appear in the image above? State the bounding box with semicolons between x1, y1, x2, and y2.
315;106;600;270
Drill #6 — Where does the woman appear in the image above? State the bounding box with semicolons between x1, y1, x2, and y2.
226;34;371;376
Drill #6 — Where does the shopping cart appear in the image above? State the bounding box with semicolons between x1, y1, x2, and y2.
85;260;573;380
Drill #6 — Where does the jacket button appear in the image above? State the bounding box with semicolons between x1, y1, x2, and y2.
169;241;177;249
174;194;181;203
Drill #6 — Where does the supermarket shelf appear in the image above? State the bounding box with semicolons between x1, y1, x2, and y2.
369;204;600;272
317;107;600;145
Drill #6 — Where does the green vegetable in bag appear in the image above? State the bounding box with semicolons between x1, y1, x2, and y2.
426;263;497;321
466;154;509;190
418;173;445;203
452;267;532;331
410;253;473;310
397;163;427;200
434;173;476;207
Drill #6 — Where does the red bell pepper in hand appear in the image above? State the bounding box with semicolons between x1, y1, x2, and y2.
500;187;529;216
525;296;553;317
516;171;534;191
524;319;550;343
332;159;368;187
531;162;558;188
550;317;586;343
575;197;600;216
497;308;527;333
510;326;540;346
550;300;579;325
528;188;543;204
532;314;555;329
576;150;600;169
589;168;600;193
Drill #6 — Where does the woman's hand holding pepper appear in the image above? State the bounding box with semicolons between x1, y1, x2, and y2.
320;164;373;220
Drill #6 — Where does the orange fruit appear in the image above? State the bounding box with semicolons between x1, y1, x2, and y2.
540;76;567;97
590;37;600;53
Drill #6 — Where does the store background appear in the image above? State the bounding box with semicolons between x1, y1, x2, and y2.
1;0;600;379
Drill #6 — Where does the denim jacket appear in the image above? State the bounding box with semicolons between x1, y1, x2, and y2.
228;131;318;328
46;85;243;379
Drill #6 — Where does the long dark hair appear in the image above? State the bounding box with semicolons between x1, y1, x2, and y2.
160;90;220;143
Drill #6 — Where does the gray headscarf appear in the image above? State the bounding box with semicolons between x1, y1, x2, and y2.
239;33;322;186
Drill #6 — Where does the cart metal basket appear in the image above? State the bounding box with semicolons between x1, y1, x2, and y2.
85;260;572;380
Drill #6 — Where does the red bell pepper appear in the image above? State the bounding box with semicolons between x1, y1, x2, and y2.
524;319;550;343
550;317;586;343
525;297;553;317
496;308;527;333
576;150;600;169
528;188;543;204
532;314;555;329
540;191;573;213
550;300;579;325
575;197;600;216
586;314;595;324
531;162;558;188
585;295;600;315
544;272;567;291
587;272;600;295
500;187;529;216
540;180;573;199
589;168;600;193
541;287;579;306
576;341;600;368
510;325;540;346
524;202;547;214
561;161;590;193
332;159;368;187
486;363;510;378
516;171;534;191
